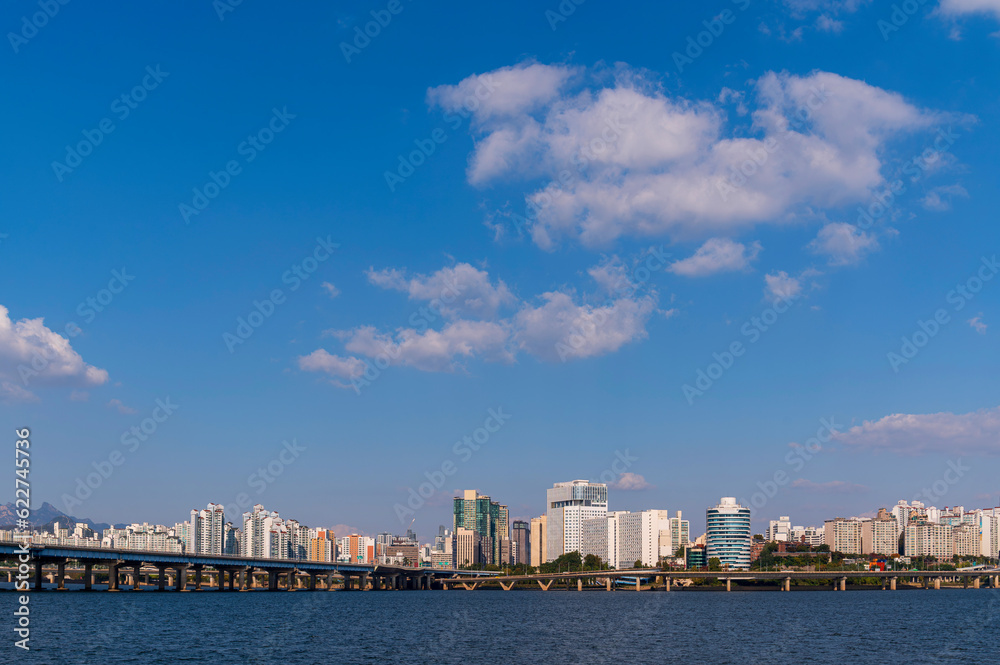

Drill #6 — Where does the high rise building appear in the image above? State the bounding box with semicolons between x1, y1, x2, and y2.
337;534;375;563
511;520;530;566
452;490;509;565
190;503;226;555
529;515;547;568
545;480;608;562
669;511;690;554
953;523;978;558
824;517;864;554
863;508;899;555
766;516;792;542
309;528;335;562
582;509;671;568
706;497;751;570
905;520;953;559
455;527;483;568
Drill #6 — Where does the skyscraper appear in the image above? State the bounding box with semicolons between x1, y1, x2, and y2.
669;510;690;554
706;497;751;570
529;515;547;568
190;503;226;555
452;490;510;565
511;520;530;565
545;480;608;562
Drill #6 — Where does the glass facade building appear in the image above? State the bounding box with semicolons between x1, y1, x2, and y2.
706;497;751;570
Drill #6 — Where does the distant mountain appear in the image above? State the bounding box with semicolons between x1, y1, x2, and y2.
0;502;125;532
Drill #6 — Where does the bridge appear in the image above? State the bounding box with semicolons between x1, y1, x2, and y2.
0;541;497;591
443;568;1000;592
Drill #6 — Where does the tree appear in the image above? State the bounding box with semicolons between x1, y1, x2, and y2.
674;546;685;559
583;553;604;570
708;557;722;571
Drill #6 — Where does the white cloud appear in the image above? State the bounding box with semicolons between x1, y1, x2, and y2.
808;222;879;265
815;15;845;32
610;472;654;490
968;313;987;334
514;291;658;362
921;184;968;211
832;405;1000;454
0;382;39;404
437;64;943;249
670;238;761;277
320;282;341;299
338;321;514;373
0;304;109;402
366;263;516;320
938;0;1000;21
69;390;89;402
764;271;803;302
107;398;137;415
300;259;663;387
427;62;579;123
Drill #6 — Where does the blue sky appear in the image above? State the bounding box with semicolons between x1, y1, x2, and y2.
2;0;999;540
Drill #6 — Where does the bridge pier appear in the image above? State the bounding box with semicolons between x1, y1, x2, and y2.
360;573;369;591
890;577;897;591
538;580;553;591
56;562;66;590
935;577;942;590
665;577;671;592
193;567;203;591
228;570;236;591
308;573;317;591
636;577;641;592
499;581;515;591
268;572;278;591
974;577;981;589
840;577;847;592
217;570;226;591
784;577;791;592
725;578;731;592
577;579;583;592
158;566;168;591
84;563;93;591
606;578;612;591
108;562;121;591
132;563;142;590
175;567;188;591
33;560;44;591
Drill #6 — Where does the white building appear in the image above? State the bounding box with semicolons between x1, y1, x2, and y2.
669;511;690;554
905;522;953;559
190;503;226;555
545;480;608;562
766;516;792;542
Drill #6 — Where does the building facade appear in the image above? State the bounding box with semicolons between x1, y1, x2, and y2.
529;515;547;568
706;497;751;570
545;480;608;562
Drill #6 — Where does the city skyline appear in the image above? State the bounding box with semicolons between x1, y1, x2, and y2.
2;1;999;545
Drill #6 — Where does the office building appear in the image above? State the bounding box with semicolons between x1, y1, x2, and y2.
669;511;690;554
706;497;751;570
452;490;510;565
529;515;547;568
511;520;529;565
545;480;608;562
766;516;792;542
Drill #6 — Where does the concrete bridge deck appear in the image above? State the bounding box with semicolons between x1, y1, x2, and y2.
0;540;496;591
